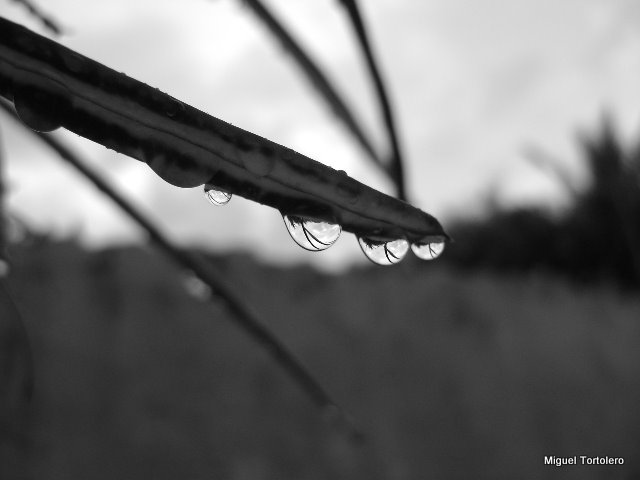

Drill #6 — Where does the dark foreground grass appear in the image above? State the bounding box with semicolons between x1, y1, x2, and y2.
5;240;640;479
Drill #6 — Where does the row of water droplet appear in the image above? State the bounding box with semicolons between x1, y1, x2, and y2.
9;81;444;266
204;184;445;266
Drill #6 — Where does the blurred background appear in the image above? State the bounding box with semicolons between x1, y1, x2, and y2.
2;0;640;479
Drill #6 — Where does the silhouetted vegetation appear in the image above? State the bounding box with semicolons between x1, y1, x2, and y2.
444;118;640;290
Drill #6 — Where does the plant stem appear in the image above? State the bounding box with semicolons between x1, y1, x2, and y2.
241;0;385;173
0;16;446;244
338;0;407;201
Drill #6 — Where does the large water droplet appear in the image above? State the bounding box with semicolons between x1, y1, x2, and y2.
283;215;341;251
411;236;446;260
358;237;409;266
14;83;67;132
204;184;232;206
147;153;215;188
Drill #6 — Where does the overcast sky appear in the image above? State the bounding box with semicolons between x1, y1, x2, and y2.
1;0;639;270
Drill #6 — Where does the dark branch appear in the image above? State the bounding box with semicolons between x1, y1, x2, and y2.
0;99;363;442
0;16;446;244
337;0;407;200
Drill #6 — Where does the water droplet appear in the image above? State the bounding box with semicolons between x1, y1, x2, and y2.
283;215;341;251
204;184;232;206
411;236;446;260
358;237;409;266
165;97;186;118
13;83;67;132
147;153;215;188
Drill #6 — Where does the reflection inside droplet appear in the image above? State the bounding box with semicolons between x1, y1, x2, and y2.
283;215;341;251
358;237;409;266
204;184;232;206
411;236;446;260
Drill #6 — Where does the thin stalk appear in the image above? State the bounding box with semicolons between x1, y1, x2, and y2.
241;0;385;173
10;0;63;35
0;122;35;465
337;0;407;200
0;100;363;442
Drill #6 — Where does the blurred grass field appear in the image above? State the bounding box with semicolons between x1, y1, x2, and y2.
4;239;640;479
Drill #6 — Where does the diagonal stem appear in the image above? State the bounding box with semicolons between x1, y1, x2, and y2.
10;0;63;35
0;121;35;466
0;15;447;244
0;99;363;442
337;0;407;201
241;0;385;173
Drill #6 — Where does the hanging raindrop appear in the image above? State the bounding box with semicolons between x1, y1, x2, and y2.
204;184;232;206
165;97;186;118
358;237;409;266
13;83;67;132
283;215;341;251
411;236;446;260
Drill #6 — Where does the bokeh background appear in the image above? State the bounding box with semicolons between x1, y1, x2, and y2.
2;1;640;479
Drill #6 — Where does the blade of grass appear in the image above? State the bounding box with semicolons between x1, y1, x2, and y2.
0;121;35;462
337;0;407;201
241;0;385;173
0;98;363;442
0;16;446;243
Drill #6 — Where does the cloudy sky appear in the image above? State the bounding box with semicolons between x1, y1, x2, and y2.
1;0;639;270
